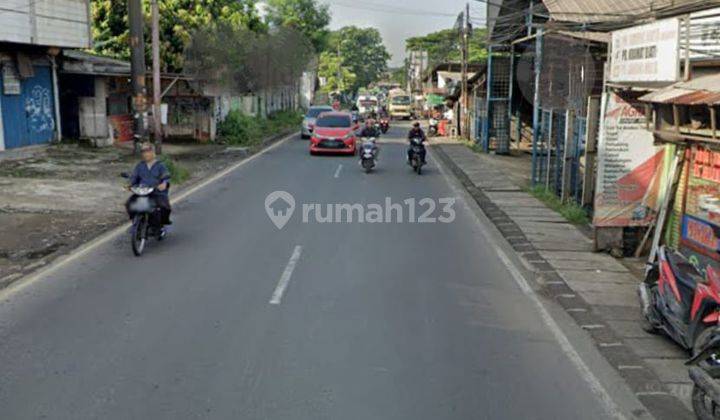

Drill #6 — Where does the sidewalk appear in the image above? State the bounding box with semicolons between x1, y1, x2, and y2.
432;140;693;419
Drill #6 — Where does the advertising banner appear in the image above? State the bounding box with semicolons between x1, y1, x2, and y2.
594;92;667;227
609;18;680;83
680;146;720;264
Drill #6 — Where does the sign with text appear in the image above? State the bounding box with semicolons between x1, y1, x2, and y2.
594;92;666;227
610;18;680;82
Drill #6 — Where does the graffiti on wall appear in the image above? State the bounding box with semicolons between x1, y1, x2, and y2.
25;85;54;133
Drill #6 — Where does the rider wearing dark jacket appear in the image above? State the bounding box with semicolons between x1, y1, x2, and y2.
359;120;380;138
407;122;427;163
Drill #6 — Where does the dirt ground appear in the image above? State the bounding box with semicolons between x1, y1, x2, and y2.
0;139;265;286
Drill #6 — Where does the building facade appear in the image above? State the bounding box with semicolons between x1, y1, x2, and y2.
0;0;91;151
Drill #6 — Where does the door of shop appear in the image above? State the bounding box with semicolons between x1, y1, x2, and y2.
1;65;55;149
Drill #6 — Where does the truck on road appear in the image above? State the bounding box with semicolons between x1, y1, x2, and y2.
388;89;414;120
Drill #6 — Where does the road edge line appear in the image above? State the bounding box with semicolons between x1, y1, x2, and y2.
0;132;297;299
429;148;631;420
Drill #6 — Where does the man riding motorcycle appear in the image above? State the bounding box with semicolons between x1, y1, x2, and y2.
359;119;380;138
407;122;427;164
125;143;172;228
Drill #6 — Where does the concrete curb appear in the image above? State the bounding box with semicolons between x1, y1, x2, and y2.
432;144;693;420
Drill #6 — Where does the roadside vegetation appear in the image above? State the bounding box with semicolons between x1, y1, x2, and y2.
218;110;303;146
526;185;590;225
159;155;191;185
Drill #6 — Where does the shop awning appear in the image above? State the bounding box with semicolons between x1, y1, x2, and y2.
640;74;720;105
426;94;445;106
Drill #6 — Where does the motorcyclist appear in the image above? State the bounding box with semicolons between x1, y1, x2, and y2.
359;119;380;138
125;142;172;227
407;122;427;164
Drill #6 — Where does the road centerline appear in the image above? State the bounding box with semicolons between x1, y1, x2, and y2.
334;164;343;178
269;245;303;305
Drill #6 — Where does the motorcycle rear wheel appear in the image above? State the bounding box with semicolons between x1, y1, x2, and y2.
131;215;148;257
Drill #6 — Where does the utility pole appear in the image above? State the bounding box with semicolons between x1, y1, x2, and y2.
461;2;470;140
151;0;163;154
128;0;146;153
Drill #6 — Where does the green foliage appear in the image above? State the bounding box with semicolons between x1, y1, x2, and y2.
327;26;391;93
318;51;357;95
527;186;590;225
265;0;331;53
185;24;313;94
406;27;488;67
388;67;406;87
159;155;190;184
218;110;302;146
91;0;264;72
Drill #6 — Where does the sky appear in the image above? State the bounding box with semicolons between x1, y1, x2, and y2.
319;0;486;67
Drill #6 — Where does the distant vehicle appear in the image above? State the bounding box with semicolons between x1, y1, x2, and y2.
428;118;439;137
301;105;334;139
356;95;379;116
388;89;413;120
310;112;358;155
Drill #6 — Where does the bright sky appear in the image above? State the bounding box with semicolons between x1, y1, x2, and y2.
320;0;486;67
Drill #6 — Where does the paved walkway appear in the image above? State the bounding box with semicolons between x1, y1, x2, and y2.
433;142;693;419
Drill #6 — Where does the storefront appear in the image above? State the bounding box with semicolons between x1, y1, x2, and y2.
640;73;720;270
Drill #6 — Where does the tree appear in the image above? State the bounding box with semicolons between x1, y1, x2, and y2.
265;0;331;53
405;27;487;68
317;51;356;95
327;26;390;93
91;0;264;72
185;24;314;95
388;66;406;87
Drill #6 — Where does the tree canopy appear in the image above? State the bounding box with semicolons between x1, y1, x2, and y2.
317;51;356;95
264;0;331;53
185;23;314;94
91;0;264;72
326;26;390;94
405;27;488;68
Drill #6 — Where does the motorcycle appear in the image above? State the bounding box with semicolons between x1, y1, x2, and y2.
638;246;720;354
359;137;379;173
688;335;720;419
408;137;425;175
428;118;439;137
379;118;390;134
122;173;167;257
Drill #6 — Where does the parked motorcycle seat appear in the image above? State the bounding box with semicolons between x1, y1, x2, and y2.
667;250;705;292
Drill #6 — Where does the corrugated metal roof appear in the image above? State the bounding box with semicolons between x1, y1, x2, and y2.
640;73;720;105
543;0;695;23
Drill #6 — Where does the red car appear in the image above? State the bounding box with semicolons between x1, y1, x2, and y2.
309;112;358;155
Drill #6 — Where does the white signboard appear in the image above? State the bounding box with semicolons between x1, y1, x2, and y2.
610;18;681;83
689;7;720;61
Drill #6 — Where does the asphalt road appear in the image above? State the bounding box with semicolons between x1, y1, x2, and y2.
0;124;630;419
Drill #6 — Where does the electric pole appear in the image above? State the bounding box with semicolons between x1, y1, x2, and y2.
128;0;147;153
151;0;163;154
461;2;470;140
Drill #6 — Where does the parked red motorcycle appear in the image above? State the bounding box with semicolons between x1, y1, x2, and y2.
639;246;720;355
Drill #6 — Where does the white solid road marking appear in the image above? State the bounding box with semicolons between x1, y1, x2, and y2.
334;164;343;178
0;132;299;300
269;245;303;305
431;152;627;420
